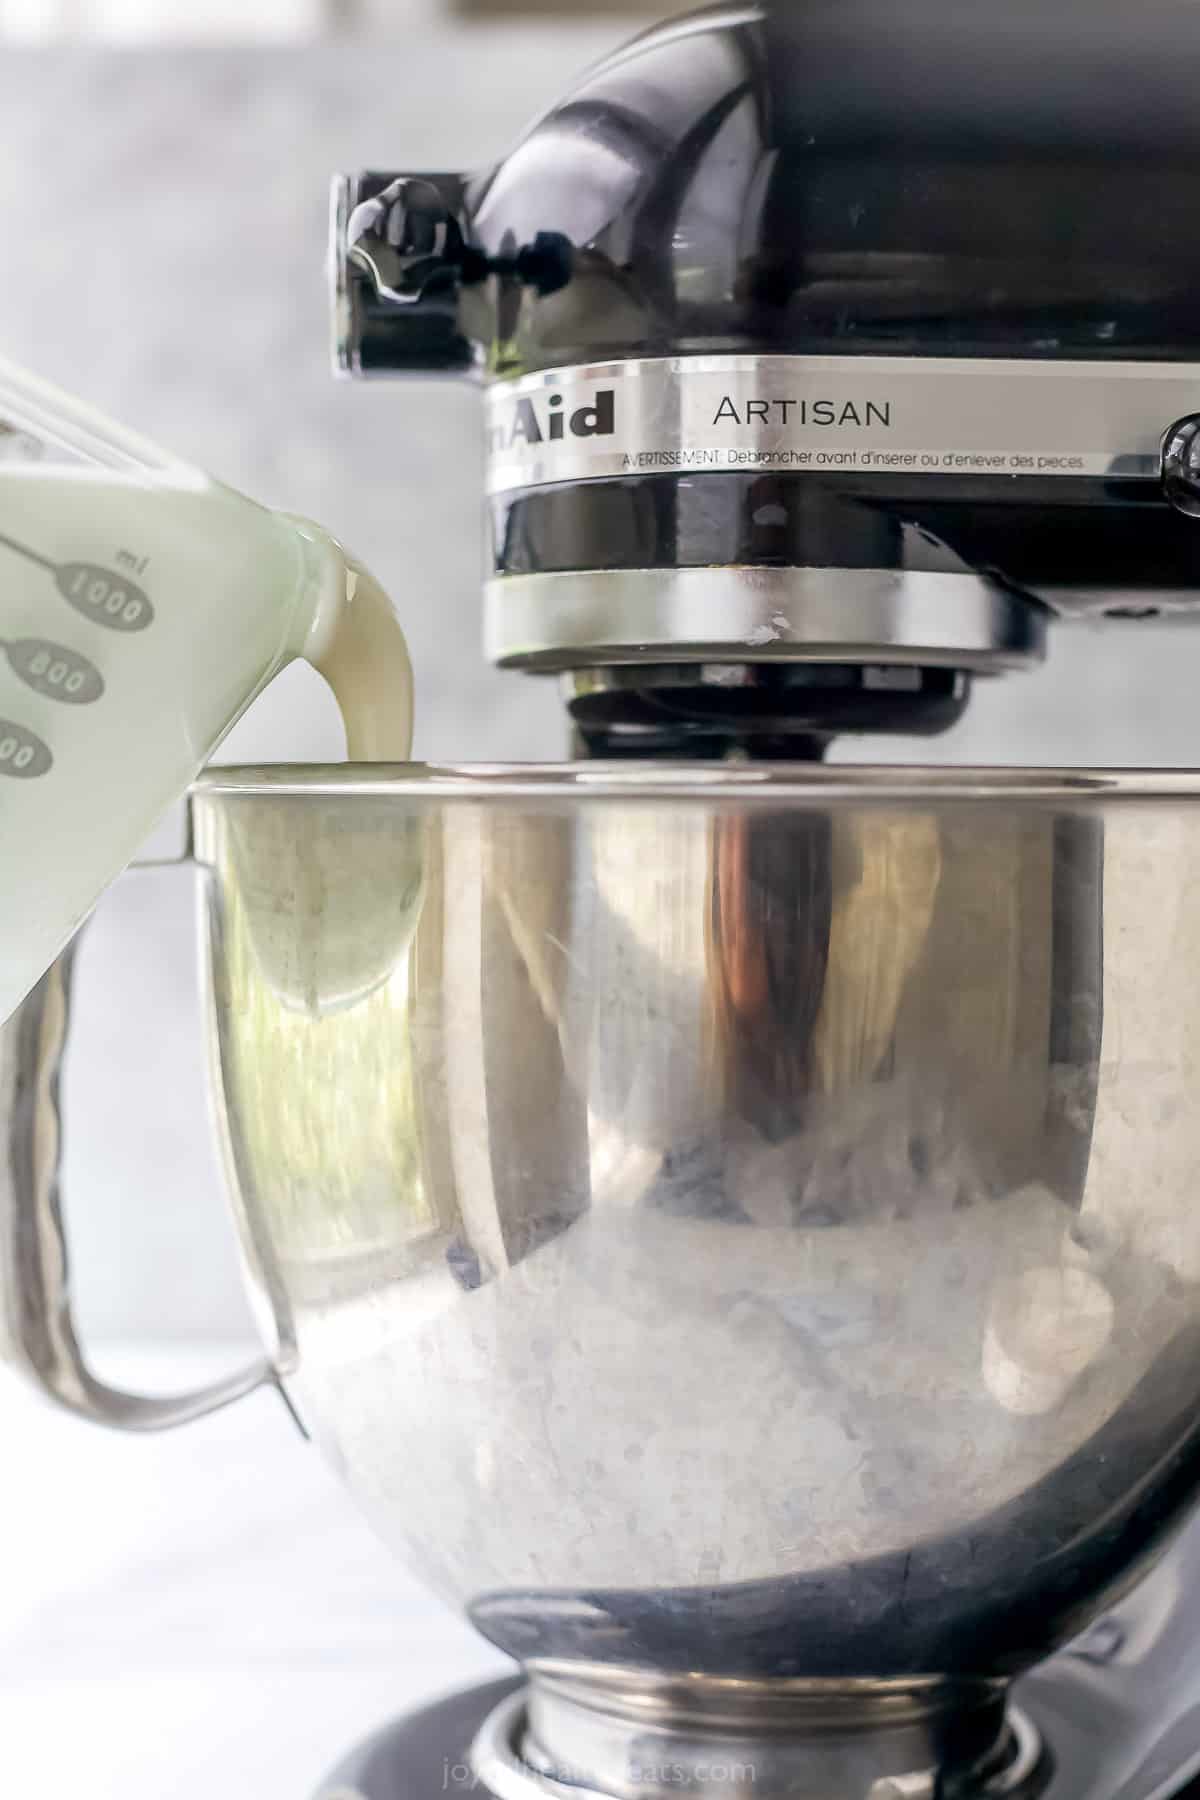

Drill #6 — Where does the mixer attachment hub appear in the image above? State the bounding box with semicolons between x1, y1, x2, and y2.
565;664;971;759
470;1677;1048;1800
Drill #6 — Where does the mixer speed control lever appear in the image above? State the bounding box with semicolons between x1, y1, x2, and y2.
332;171;476;377
1161;414;1200;517
346;176;479;307
332;171;571;378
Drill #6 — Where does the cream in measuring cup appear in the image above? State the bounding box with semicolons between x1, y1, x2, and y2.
0;360;413;1022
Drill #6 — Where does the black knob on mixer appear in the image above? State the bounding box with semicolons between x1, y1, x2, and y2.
1162;414;1200;518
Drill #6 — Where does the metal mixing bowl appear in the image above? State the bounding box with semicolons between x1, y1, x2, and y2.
189;768;1200;1681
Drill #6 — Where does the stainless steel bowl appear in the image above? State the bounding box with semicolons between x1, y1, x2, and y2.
10;765;1200;1795
192;764;1200;1662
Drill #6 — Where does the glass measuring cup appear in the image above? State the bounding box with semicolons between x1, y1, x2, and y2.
0;355;413;1024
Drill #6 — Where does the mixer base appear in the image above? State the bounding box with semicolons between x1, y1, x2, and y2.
315;1677;522;1800
311;1662;1200;1800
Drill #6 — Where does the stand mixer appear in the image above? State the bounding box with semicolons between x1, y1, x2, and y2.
322;3;1200;1794
13;4;1200;1799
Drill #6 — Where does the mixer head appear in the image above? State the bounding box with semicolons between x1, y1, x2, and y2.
332;0;1200;756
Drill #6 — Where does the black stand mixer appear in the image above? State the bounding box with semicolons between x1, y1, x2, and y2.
320;5;1200;1797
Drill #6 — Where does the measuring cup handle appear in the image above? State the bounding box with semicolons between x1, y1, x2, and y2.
1;934;280;1431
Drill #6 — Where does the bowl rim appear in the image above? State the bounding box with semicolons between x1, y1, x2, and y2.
191;762;1200;804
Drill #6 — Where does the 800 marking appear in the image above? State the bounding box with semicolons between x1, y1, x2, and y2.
3;638;105;704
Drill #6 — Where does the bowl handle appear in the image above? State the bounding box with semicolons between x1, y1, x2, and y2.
0;935;280;1431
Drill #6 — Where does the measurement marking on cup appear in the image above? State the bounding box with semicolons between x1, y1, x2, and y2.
57;562;153;631
0;529;154;632
0;528;55;572
0;719;51;778
0;638;104;703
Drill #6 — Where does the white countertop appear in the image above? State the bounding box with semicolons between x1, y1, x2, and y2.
0;1347;510;1800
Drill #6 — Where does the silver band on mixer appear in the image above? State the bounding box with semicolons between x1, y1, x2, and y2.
484;566;1047;675
483;353;1200;497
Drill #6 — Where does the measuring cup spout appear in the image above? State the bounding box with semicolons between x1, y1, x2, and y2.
285;517;415;765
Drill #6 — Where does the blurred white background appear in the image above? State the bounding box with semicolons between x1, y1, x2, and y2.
0;0;660;37
4;2;1200;1795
